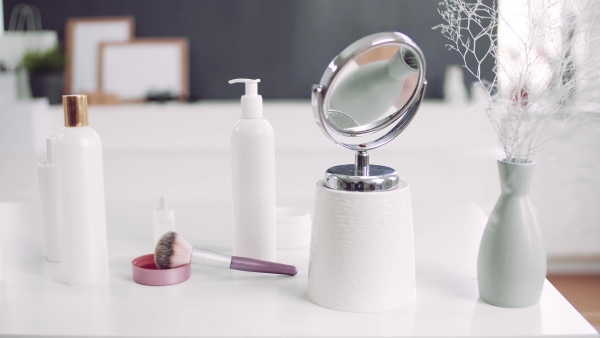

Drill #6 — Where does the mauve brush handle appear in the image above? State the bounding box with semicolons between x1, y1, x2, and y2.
230;257;298;276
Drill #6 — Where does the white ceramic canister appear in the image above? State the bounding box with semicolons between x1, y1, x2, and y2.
307;167;416;312
54;95;109;286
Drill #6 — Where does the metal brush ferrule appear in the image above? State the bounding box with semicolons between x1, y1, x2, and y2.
191;248;232;268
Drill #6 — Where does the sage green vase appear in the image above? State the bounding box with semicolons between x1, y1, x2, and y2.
477;159;547;308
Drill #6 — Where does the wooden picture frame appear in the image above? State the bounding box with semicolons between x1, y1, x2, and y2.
65;16;134;94
98;39;189;102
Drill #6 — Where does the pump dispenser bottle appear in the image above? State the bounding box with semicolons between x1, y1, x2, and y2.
54;95;109;286
229;79;276;261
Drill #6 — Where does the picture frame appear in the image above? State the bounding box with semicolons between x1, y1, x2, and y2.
65;16;134;94
98;38;189;102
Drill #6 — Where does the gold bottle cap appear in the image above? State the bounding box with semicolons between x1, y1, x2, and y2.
62;95;89;127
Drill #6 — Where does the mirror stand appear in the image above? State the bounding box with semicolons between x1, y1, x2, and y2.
355;151;369;176
308;31;426;312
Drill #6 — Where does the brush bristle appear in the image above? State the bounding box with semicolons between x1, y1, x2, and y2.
154;231;193;269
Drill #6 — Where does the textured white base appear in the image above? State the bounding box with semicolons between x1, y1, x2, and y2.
307;180;416;312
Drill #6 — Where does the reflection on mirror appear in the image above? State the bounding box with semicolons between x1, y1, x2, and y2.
327;45;420;134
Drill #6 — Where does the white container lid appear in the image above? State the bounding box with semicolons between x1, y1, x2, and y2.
276;206;311;249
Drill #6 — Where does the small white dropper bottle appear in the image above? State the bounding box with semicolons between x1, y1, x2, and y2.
153;196;176;244
229;78;276;261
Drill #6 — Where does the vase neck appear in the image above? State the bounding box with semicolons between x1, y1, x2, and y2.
497;159;535;195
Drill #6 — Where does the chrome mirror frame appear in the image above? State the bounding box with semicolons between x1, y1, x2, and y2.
311;32;427;152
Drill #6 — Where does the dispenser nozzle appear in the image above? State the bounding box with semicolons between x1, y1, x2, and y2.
159;196;168;210
228;78;260;96
228;78;263;119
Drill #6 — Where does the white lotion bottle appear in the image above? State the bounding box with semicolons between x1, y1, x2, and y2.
229;78;276;261
55;95;109;286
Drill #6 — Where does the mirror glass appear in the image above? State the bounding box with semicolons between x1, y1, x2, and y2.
325;44;422;136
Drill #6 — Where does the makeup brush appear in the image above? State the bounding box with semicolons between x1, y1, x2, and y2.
154;231;298;276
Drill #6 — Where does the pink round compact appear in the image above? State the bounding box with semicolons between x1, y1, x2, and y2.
131;254;191;286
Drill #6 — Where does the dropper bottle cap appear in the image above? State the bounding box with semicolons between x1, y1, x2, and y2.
228;78;263;119
62;94;89;127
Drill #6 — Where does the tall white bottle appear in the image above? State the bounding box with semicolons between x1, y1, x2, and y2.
55;95;109;285
229;78;276;261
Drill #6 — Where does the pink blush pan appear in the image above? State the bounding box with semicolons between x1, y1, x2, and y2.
132;254;191;286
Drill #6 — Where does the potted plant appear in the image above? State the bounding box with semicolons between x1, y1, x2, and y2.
435;0;600;307
21;44;66;104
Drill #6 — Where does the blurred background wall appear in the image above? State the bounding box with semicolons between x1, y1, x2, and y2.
2;0;494;100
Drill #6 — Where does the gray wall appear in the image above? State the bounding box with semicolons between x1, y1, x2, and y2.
3;0;495;100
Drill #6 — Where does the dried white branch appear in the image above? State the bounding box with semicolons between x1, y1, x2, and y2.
434;0;600;162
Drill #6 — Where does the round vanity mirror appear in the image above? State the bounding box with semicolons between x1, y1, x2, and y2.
312;32;427;191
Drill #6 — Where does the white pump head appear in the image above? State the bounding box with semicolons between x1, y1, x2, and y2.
228;78;263;119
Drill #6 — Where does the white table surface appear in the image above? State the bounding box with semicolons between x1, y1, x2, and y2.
0;101;597;337
0;199;597;338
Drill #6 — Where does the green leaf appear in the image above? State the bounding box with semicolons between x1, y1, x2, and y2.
21;44;67;73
